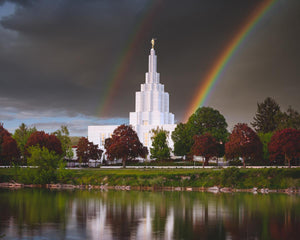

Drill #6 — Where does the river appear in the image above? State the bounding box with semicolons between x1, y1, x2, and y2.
0;189;299;239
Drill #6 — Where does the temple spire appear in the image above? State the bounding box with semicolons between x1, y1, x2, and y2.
146;38;158;83
151;38;156;49
130;38;174;127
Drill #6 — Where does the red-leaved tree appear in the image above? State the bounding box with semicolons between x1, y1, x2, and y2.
25;131;63;156
105;125;148;168
191;133;218;167
225;123;263;167
76;137;89;163
76;137;103;164
0;124;19;165
268;128;300;167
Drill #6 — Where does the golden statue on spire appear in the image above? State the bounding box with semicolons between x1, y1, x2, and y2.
151;38;156;49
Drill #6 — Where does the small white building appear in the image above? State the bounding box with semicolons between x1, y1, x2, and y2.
88;40;177;158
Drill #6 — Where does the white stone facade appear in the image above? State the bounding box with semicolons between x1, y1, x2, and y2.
129;47;176;150
88;125;119;152
88;43;176;158
129;48;174;126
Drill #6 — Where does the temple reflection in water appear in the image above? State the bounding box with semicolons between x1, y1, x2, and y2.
0;189;299;239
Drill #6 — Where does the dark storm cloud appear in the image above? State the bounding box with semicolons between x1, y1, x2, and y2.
0;0;35;7
0;0;150;117
206;0;300;128
0;0;299;129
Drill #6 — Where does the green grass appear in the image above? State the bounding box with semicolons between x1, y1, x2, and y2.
0;167;299;189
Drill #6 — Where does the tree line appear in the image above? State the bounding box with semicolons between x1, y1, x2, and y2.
0;97;299;169
0;123;106;182
0;124;98;165
96;97;300;167
170;97;300;167
0;124;103;171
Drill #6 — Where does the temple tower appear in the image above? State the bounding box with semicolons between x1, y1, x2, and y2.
89;39;176;155
129;39;174;126
129;39;176;149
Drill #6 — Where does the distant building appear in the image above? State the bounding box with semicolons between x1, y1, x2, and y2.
88;40;176;158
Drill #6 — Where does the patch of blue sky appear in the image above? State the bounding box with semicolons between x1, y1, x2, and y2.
0;2;15;20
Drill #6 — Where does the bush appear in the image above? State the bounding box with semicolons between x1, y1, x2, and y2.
57;160;72;183
24;146;62;184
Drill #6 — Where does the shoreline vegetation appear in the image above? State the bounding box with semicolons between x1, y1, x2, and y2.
0;167;299;193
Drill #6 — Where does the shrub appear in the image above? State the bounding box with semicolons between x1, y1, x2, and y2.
25;146;62;184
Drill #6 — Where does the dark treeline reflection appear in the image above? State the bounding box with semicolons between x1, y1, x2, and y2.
0;189;299;240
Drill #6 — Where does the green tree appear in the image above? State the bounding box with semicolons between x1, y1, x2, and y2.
172;107;228;158
65;147;74;160
251;97;281;133
150;128;170;160
52;125;71;158
258;132;273;163
276;106;300;130
13;123;36;161
27;146;62;183
187;107;228;143
171;123;193;157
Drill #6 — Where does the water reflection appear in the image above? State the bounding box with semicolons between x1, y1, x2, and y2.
0;189;299;239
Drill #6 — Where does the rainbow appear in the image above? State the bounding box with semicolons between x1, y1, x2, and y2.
97;0;163;117
183;0;277;122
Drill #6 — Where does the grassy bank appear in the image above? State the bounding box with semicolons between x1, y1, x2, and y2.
1;167;300;189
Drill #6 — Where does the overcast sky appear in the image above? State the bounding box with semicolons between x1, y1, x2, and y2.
0;0;299;135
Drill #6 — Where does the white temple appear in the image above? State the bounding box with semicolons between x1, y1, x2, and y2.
88;39;176;158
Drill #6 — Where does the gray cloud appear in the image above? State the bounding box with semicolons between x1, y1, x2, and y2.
0;0;299;131
0;113;14;120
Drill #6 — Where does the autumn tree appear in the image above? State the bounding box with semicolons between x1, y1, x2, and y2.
0;123;19;165
105;125;148;168
251;97;281;133
225;123;263;167
13;123;36;162
268;128;300;168
25;131;63;156
76;137;103;165
76;137;89;164
150;128;170;160
191;133;218;166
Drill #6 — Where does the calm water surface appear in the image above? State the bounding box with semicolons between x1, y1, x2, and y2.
0;189;299;240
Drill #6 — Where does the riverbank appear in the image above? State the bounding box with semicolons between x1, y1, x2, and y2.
0;167;299;192
1;182;299;194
